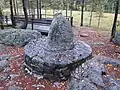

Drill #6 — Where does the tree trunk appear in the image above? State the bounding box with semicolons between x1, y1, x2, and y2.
45;5;46;18
0;8;4;29
28;0;31;16
53;9;55;17
70;10;72;17
89;8;93;26
98;13;101;27
66;5;67;18
81;0;84;26
22;0;28;29
111;0;119;41
16;0;19;14
33;9;35;16
37;0;39;18
70;2;73;18
13;0;17;15
10;0;15;26
39;0;42;19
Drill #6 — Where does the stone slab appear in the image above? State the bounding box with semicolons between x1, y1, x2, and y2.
0;29;41;47
67;56;120;90
24;38;92;81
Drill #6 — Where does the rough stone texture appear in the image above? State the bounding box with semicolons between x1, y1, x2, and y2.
8;86;21;90
0;44;5;52
0;54;9;72
24;15;92;81
80;33;89;37
47;15;74;51
0;29;41;47
0;74;9;81
0;60;8;71
0;54;10;60
112;32;120;45
67;56;120;90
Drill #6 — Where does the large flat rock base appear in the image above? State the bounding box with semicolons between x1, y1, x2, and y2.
24;39;92;81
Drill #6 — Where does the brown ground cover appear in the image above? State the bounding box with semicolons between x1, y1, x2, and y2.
0;27;120;90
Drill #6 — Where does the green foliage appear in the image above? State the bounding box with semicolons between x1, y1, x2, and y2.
0;7;4;29
0;8;3;16
95;1;105;17
49;0;63;10
0;0;5;9
0;0;10;9
87;0;105;16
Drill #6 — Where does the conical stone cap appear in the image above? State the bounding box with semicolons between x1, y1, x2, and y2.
47;15;74;51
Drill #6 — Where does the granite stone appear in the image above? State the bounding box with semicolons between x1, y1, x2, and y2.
24;15;92;81
8;86;21;90
67;56;120;90
0;60;8;71
113;32;120;45
0;54;9;72
0;29;41;47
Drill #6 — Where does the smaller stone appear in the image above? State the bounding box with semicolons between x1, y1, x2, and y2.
115;80;120;85
9;74;19;79
0;54;10;61
67;56;120;90
32;84;45;88
103;75;114;84
8;86;21;90
0;60;8;71
112;32;120;45
68;78;97;90
80;33;89;37
104;84;120;90
88;71;104;86
3;67;11;72
0;44;5;52
89;42;105;46
0;29;41;47
0;74;8;81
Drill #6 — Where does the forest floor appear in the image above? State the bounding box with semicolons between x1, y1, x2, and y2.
0;27;120;90
74;27;120;59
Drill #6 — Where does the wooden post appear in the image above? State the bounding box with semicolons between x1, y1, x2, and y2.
80;0;84;26
28;0;31;16
10;0;16;26
31;14;34;30
71;17;73;26
45;5;47;18
0;14;4;29
0;22;4;30
66;4;68;18
13;0;17;15
111;0;119;41
5;16;8;25
37;0;39;18
16;0;19;14
22;0;28;29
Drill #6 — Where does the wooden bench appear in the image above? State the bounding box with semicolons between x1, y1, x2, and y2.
14;16;52;25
